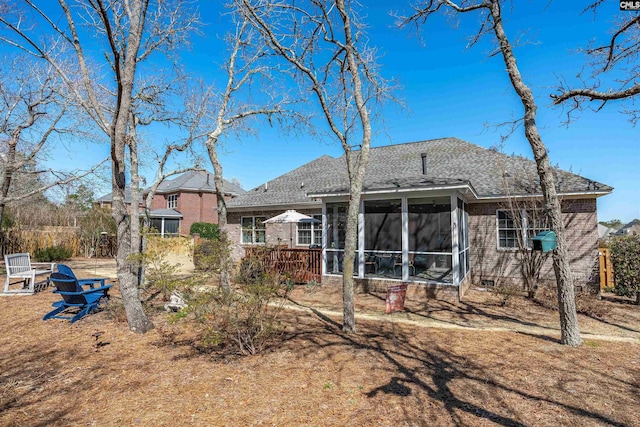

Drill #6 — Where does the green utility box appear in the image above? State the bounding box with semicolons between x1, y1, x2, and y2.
531;230;557;252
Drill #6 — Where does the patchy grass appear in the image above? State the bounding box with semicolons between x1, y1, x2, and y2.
1;260;639;426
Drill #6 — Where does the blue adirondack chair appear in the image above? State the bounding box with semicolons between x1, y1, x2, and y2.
56;264;109;289
43;272;113;323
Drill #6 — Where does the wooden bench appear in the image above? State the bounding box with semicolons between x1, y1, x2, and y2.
3;253;55;295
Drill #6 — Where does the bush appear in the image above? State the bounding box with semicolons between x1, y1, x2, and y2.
193;237;231;273
134;235;192;300
33;245;72;262
186;279;286;356
190;222;219;240
610;236;640;305
235;256;269;285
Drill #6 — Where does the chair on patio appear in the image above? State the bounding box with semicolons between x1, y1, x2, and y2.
43;272;112;323
393;253;416;278
56;264;109;289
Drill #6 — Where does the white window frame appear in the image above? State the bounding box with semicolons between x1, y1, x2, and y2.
296;214;322;246
167;194;178;209
241;216;266;244
496;209;548;250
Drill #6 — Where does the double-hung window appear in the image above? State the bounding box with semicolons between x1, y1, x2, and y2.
497;209;549;250
167;194;178;209
297;214;322;245
241;216;266;244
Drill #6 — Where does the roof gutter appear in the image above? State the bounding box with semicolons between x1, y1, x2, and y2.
475;190;612;200
308;183;481;199
226;200;322;212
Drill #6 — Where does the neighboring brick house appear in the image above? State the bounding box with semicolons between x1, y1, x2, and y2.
226;138;611;300
95;170;246;236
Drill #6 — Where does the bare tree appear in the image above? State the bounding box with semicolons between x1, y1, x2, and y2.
0;56;106;229
240;0;391;332
403;0;583;345
198;12;293;290
498;164;551;299
0;0;200;333
552;10;640;123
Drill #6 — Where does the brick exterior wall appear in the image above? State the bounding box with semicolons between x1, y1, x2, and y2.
149;191;232;235
321;274;460;302
227;208;322;262
98;190;235;235
468;198;599;288
230;198;599;299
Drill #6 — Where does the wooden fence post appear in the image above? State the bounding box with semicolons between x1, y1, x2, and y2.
599;248;614;291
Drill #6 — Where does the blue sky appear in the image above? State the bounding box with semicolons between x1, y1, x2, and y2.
34;1;639;223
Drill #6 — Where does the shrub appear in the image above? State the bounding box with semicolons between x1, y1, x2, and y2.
33;245;72;262
193;237;231;273
609;236;640;305
235;256;270;285
133;235;190;300
186;278;286;356
190;222;219;240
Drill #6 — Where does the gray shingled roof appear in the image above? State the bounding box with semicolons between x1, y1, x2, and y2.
155;170;246;196
96;170;246;203
148;209;182;218
227;138;612;209
95;188;138;205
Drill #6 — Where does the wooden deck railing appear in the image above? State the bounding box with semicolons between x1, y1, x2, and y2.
244;247;322;283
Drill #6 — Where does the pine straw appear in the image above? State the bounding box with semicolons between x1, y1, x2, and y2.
1;266;639;426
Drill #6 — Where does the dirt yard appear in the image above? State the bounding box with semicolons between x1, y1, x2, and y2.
1;258;639;426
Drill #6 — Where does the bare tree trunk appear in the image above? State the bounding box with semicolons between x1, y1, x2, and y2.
337;0;373;333
341;157;368;333
0;143;16;229
206;141;231;290
128;120;144;288
488;1;581;345
241;0;384;333
109;0;153;333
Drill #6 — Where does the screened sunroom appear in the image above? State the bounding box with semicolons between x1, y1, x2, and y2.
322;193;469;287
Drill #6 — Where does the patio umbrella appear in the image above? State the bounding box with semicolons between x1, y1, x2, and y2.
264;210;320;248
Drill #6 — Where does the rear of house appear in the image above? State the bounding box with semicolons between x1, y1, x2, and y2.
226;138;610;300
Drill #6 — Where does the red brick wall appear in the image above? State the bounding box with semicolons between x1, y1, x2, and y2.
149;191;233;234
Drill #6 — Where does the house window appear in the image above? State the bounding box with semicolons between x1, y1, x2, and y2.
149;218;180;237
167;194;178;209
241;216;266;244
297;214;322;245
497;209;549;250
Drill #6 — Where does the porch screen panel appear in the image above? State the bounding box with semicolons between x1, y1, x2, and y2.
364;200;401;251
408;197;451;252
326;203;348;249
326;203;349;274
408;197;453;283
457;198;470;280
362;200;402;279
